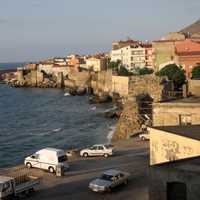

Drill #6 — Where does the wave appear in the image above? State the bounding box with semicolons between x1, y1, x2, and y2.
90;106;96;111
29;128;63;136
52;128;62;132
107;125;116;143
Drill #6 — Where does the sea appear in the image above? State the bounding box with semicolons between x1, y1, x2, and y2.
0;63;116;168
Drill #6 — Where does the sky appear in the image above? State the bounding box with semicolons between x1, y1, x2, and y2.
0;0;200;62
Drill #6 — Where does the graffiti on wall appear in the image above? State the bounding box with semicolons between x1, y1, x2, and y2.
151;138;195;165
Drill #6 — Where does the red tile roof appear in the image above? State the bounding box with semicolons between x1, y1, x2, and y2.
175;39;200;54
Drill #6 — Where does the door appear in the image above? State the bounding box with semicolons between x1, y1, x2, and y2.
96;146;105;156
89;146;98;156
112;175;119;188
167;182;187;200
1;181;13;198
29;154;41;168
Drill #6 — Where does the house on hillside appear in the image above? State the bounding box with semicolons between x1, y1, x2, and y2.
175;39;200;78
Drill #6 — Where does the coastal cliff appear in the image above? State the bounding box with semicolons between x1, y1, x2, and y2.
112;75;167;141
112;98;141;141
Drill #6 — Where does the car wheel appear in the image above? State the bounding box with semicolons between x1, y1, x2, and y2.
141;136;145;141
104;153;109;158
28;188;35;193
107;187;111;192
48;166;55;173
26;162;32;169
83;152;88;157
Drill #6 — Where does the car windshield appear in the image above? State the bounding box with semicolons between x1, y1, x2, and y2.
58;155;68;163
101;174;114;181
31;154;39;159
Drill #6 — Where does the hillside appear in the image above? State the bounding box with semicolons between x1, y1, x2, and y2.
181;18;200;34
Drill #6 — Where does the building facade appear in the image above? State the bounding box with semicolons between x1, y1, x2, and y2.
52;65;69;77
149;126;200;200
111;44;153;71
86;57;107;72
24;63;38;71
152;40;176;71
110;48;122;62
153;97;200;127
53;57;67;66
152;38;200;78
121;45;146;70
175;39;200;78
38;62;54;74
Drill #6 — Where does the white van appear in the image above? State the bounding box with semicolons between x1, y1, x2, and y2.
24;148;69;173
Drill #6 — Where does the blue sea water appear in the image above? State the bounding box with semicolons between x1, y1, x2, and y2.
0;64;116;168
0;62;25;70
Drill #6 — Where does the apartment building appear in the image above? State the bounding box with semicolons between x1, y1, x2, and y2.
86;56;108;72
111;43;153;71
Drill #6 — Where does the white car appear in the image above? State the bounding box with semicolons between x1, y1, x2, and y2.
139;133;150;141
80;144;113;158
89;169;130;192
24;148;69;173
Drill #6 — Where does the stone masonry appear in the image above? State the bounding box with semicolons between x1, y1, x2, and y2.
112;97;141;141
112;75;165;141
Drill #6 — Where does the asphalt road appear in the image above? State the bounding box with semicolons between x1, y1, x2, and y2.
27;140;149;200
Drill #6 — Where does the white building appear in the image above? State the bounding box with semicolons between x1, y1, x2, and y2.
54;58;67;66
38;63;54;74
111;49;122;62
110;44;152;71
119;45;146;71
52;65;69;77
86;57;107;72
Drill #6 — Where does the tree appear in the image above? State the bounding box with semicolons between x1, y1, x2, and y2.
118;66;134;76
192;65;200;79
156;64;186;89
108;60;121;71
138;67;154;75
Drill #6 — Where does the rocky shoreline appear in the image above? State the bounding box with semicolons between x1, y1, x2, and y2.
2;68;169;142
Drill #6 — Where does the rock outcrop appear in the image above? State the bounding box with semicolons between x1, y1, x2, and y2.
112;75;166;141
112;98;141;141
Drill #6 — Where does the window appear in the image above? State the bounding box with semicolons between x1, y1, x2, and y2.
2;182;10;192
58;155;68;162
98;146;104;150
131;63;135;67
119;173;124;178
101;174;113;181
113;176;119;181
90;146;98;150
31;154;39;159
179;114;192;125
